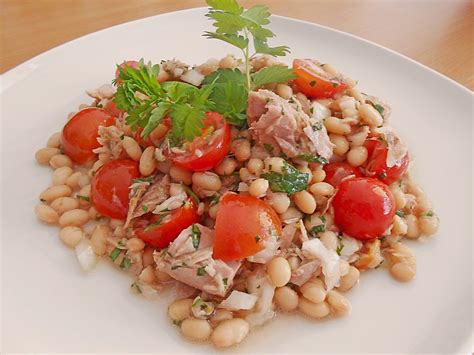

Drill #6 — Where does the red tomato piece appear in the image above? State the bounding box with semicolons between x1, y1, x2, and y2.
134;198;200;248
167;112;231;171
213;193;282;261
332;177;395;240
324;162;362;187
103;100;126;118
61;108;115;164
363;139;409;185
293;59;347;99
91;159;140;219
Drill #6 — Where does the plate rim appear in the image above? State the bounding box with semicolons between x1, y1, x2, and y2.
0;7;472;97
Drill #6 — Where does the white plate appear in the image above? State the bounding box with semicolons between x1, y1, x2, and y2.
1;7;472;354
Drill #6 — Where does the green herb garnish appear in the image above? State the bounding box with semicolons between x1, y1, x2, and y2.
336;243;344;256
255;235;261;243
76;194;90;202
110;247;121;262
196;266;207;276
204;0;292;91
223;277;228;287
191;224;201;250
310;224;326;236
120;255;132;269
295;153;328;165
262;162;309;195
395;210;405;218
132;176;154;184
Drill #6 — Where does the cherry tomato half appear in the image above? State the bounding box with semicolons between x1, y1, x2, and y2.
332;177;395;240
166;112;231;172
363;139;409;185
62;108;115;164
324;162;362;187
293;59;347;99
213;193;282;261
134;198;200;248
91;159;140;219
103;100;126;118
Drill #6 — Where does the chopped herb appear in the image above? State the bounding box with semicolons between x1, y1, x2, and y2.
336;243;344;256
309;106;314;115
309;80;316;87
310;224;326;236
142;205;149;212
263;143;274;154
374;104;385;117
76;194;90;202
191;224;201;250
257;285;261;289
375;260;384;269
171;264;183;270
40;198;46;202
110;247;121;261
183;184;200;204
395;210;405;218
262;162;309;195
289;98;295;103
160;248;173;257
379;236;387;243
172;320;183;326
320;215;326;223
312;121;323;131
286;282;296;289
209;194;220;206
120;255;132;269
251;66;296;89
332;82;338;88
196;266;207;276
223;277;228;287
295;153;328;165
425;211;434;217
117;240;126;248
132;176;154;184
192;296;204;307
255;235;261;243
379;172;387;179
377;136;386;142
131;281;142;293
144;214;166;231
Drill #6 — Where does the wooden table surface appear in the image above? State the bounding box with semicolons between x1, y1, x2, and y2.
1;0;473;90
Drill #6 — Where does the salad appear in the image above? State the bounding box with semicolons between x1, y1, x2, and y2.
34;0;439;349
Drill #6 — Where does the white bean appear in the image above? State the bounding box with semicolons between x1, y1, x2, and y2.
298;298;330;319
170;166;193;185
40;185;72;203
267;257;291;287
327;290;351;316
90;225;110;255
347;146;368;167
52;166;73;186
192;172;221;191
50;196;80;214
211;318;249;348
49;154;73;169
359;103;383;126
266;192;290;214
249;178;269;197
293;190;317;214
35;147;60;165
274;286;299;311
168;298;193;321
59;226;84;248
35;204;59;224
122;136;142;161
300;278;326;304
58;209;89;227
181;318;212;341
338;266;360;292
46;132;62;148
139;146;157;176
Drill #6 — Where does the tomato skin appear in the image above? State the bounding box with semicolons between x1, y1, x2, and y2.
167;112;231;172
332;177;395;240
91;159;140;219
62;108;115;164
324;162;362;187
213;193;282;261
103;100;126;118
363;139;409;185
134;199;200;248
293;59;347;99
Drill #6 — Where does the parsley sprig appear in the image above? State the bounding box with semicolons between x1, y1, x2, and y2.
114;61;215;144
204;0;294;91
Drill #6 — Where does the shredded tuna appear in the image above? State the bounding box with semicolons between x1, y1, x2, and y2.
290;259;321;286
247;89;333;159
155;224;241;297
129;175;170;221
152;192;187;214
219;291;258;311
280;223;297;249
245;268;275;327
302;238;341;290
375;127;408;168
95;125;124;159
